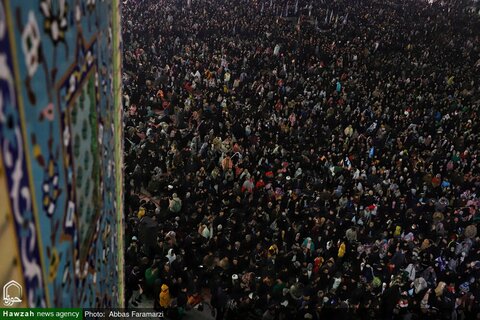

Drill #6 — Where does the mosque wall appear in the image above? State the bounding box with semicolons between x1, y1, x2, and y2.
0;0;123;307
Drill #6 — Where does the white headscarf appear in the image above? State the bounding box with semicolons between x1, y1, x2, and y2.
166;249;176;264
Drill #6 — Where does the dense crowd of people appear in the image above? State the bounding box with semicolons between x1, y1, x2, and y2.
121;0;480;318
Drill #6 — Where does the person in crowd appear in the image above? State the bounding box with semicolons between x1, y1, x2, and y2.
122;0;480;318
